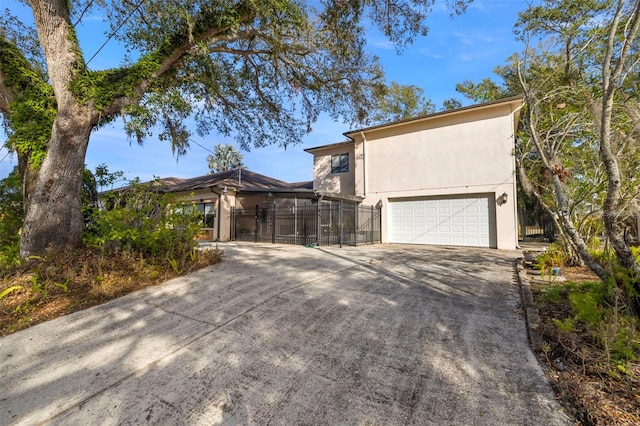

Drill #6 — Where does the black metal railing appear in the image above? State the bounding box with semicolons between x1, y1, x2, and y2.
231;201;381;247
518;208;555;242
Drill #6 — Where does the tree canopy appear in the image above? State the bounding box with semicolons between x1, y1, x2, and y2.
369;81;435;123
458;0;640;309
0;0;470;257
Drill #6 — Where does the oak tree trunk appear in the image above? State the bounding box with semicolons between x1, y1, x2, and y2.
18;0;97;257
19;114;91;257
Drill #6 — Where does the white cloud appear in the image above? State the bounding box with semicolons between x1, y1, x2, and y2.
369;39;395;50
417;48;445;59
457;53;474;62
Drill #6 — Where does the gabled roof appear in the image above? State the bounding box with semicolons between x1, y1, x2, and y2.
287;180;314;190
157;177;187;186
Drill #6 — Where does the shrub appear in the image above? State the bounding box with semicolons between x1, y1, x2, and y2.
553;279;639;366
83;179;203;271
0;169;23;270
535;243;568;277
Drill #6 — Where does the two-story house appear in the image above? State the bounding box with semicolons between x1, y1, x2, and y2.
305;96;523;249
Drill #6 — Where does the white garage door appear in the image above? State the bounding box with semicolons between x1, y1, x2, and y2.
389;195;495;248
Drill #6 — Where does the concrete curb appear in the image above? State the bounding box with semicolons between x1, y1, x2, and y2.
516;258;544;352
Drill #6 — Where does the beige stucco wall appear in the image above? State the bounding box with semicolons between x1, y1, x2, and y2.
235;195;263;210
349;101;520;249
311;144;356;195
175;188;237;241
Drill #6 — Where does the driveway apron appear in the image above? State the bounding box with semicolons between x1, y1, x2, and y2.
0;243;570;425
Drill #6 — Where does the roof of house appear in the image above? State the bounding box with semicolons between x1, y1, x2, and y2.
156;177;186;187
303;140;353;154
304;96;524;153
344;95;523;137
167;169;294;193
103;169;313;195
287;180;314;190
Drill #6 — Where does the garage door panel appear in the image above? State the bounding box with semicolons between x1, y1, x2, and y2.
389;195;495;248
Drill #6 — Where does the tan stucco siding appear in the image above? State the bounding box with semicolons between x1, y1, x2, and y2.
176;189;244;242
312;145;355;195
357;105;519;249
362;111;515;194
235;195;263;210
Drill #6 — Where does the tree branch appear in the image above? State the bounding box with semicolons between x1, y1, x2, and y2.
101;9;259;118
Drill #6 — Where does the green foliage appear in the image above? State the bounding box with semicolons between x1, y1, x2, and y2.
29;273;46;299
0;168;23;269
540;283;569;302
442;98;462;110
455;77;512;103
207;144;244;173
54;280;70;294
549;279;639;365
94;164;125;191
0;285;21;301
69;56;162;111
83;178;202;270
598;315;639;365
0;37;55;169
553;317;576;332
569;290;603;326
536;243;568;269
369;81;435;123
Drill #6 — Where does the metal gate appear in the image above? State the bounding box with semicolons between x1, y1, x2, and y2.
518;207;555;242
231;201;381;247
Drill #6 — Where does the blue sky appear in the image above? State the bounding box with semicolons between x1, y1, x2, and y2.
0;0;531;185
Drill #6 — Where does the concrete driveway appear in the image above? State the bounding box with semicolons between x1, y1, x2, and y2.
0;243;570;425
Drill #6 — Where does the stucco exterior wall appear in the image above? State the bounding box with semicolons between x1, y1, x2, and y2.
311;144;356;195
350;101;520;249
177;188;241;242
218;191;234;241
235;195;264;210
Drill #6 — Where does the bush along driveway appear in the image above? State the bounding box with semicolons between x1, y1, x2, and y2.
0;243;570;425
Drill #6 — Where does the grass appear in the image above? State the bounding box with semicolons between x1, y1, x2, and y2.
0;247;221;336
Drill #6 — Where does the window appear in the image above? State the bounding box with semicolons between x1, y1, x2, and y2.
181;202;215;228
331;153;349;173
197;202;216;228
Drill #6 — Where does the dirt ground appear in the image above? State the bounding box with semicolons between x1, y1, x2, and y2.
0;243;569;425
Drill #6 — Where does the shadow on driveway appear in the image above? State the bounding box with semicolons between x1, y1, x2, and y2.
0;243;570;425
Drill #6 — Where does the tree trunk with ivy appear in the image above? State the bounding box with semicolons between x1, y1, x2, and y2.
14;0;92;257
20;122;92;257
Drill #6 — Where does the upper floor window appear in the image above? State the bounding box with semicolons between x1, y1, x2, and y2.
331;153;349;173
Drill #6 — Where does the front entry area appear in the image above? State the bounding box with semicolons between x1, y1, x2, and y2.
388;194;496;248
